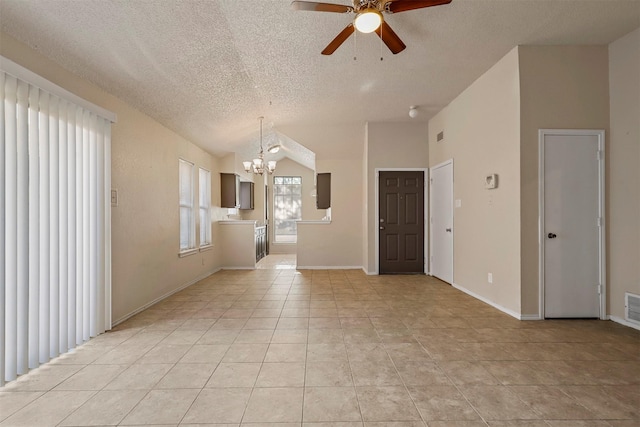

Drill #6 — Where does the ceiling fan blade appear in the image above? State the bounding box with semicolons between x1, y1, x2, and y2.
291;1;353;13
321;23;355;55
375;21;406;54
385;0;452;14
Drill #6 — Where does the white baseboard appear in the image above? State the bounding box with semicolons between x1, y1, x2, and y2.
222;266;255;270
296;265;363;270
111;267;221;327
609;315;640;331
363;268;376;275
452;282;521;320
520;314;543;321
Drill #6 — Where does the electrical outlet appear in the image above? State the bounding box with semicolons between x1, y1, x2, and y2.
488;273;493;283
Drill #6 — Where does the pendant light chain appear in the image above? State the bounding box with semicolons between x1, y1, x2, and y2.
259;116;263;154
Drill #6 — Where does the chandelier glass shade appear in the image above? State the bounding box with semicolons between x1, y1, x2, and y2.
243;117;276;175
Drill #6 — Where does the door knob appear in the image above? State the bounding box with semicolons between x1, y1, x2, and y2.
445;228;452;232
380;226;385;230
548;233;557;239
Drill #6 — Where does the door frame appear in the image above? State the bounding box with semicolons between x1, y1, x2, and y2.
538;129;606;320
429;159;454;280
375;168;429;275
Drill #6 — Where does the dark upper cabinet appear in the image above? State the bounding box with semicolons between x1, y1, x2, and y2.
316;172;331;209
220;173;240;208
240;181;254;210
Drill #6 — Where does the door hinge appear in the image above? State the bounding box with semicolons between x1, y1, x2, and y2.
597;217;603;227
597;150;603;160
597;284;602;294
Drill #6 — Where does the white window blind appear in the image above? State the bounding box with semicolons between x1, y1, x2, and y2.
1;58;113;386
179;159;195;252
198;168;211;247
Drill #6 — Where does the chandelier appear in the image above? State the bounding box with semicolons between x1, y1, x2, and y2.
243;116;276;175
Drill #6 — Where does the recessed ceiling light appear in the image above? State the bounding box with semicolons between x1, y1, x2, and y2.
268;144;281;154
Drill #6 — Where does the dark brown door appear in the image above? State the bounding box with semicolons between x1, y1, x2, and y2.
379;171;425;274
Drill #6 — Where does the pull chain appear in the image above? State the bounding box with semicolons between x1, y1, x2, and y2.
380;22;384;61
353;26;357;61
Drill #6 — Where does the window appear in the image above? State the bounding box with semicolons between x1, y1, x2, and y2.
199;167;211;247
273;176;302;243
179;159;195;252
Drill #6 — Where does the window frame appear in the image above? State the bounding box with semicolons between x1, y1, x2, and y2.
273;176;303;244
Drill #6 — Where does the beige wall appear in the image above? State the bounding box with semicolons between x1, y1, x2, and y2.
519;45;610;316
279;124;365;268
0;33;225;324
243;173;267;224
362;125;369;271
608;28;640;321
364;122;429;273
296;158;364;268
429;47;522;315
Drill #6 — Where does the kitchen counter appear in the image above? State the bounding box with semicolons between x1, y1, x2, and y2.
219;220;258;269
219;220;258;225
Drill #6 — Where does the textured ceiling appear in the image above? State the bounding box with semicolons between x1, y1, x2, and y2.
1;0;639;157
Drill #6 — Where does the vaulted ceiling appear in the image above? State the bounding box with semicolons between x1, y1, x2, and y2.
1;0;638;157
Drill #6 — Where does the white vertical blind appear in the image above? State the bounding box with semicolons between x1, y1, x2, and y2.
0;72;6;385
199;168;211;246
179;159;195;252
1;59;113;386
27;85;39;369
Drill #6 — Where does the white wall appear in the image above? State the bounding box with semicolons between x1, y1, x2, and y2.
364;122;429;274
0;33;225;324
429;47;522;315
608;28;640;322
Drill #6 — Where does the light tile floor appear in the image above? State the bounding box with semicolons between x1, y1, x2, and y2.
1;257;639;426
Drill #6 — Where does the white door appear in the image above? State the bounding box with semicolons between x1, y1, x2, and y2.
541;130;604;318
430;160;453;283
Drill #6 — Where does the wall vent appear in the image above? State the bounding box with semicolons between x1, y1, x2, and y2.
437;131;444;142
625;292;640;325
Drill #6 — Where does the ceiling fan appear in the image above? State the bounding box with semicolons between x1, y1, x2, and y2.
291;0;452;55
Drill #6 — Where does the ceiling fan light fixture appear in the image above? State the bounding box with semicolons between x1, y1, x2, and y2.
354;9;381;33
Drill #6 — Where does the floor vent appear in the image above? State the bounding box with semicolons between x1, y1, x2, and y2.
625;292;640;325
